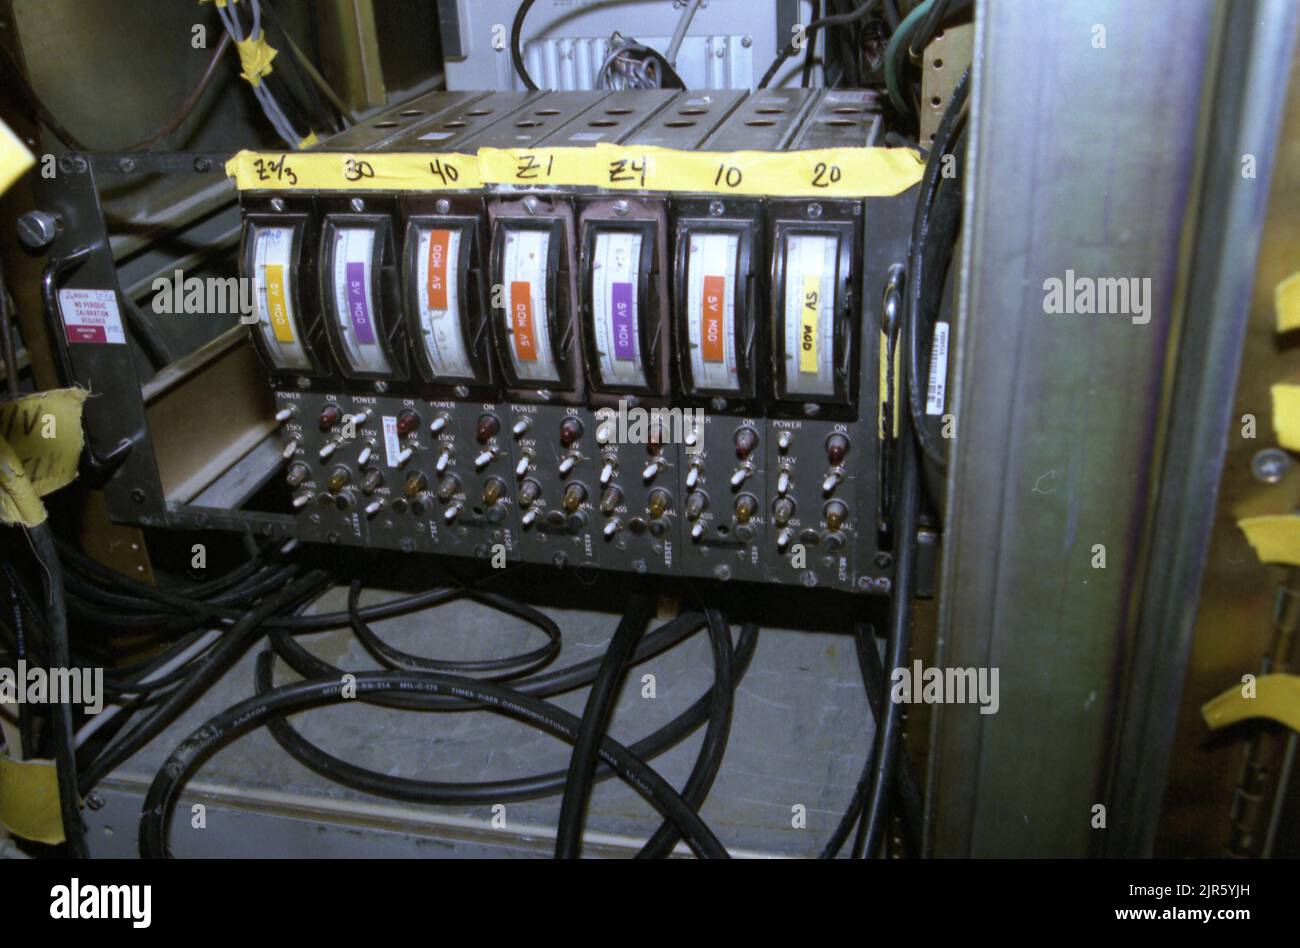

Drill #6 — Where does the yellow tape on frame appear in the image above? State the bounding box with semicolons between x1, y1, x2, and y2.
1239;514;1300;566
0;756;64;845
226;145;923;197
1270;383;1300;451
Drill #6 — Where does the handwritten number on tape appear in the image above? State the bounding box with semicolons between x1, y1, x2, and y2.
252;155;298;186
343;157;376;182
428;157;461;185
811;161;842;188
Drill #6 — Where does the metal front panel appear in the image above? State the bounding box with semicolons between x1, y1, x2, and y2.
703;88;818;151
927;0;1229;857
624;90;748;149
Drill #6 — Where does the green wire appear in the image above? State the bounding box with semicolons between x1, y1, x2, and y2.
885;0;934;115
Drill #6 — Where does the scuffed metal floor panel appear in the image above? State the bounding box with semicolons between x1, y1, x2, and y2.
85;576;877;858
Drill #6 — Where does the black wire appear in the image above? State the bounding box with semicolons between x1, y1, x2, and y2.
858;355;923;859
26;523;88;857
636;607;737;858
347;578;561;680
140;667;730;859
758;0;880;90
510;0;540;91
78;570;325;795
555;591;654;858
257;621;759;810
801;0;821;88
905;68;969;470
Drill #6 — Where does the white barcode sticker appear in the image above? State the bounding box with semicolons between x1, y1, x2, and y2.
382;415;402;468
925;322;949;416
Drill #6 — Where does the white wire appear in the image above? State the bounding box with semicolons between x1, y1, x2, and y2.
665;0;704;66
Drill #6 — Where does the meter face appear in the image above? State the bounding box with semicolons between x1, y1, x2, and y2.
329;225;391;375
500;227;561;385
589;230;646;390
413;226;474;380
250;225;313;371
782;232;839;398
684;231;741;394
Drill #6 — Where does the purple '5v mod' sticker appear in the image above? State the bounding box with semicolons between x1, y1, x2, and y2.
346;261;375;344
611;282;634;361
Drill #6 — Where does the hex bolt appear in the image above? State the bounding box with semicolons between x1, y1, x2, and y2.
436;198;451;214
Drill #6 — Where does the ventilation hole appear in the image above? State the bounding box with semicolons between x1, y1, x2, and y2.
443;121;467;128
605;107;633;115
832;107;862;114
399;109;423;117
821;118;857;126
587;119;619;127
716;525;730;536
933;58;944;69
535;108;562;115
516;119;543;128
372;121;399;129
930;96;942;107
678;107;707;115
664;120;697;127
755;106;785;114
746;119;776;126
465;108;493;116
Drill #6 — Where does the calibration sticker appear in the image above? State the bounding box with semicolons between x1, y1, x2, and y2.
57;289;126;345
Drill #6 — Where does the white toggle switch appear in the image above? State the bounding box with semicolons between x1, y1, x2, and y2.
691;522;705;540
686;465;701;489
444;504;462;523
730;465;750;487
292;492;312;509
596;421;615;444
281;440;300;460
395;447;413;466
435;450;451;474
558;455;577;475
351;410;370;426
357;445;373;466
521;508;538;527
600;460;615;486
275;407;295;423
642;460;660;482
319;442;337;460
515;455;531;478
777;469;790;495
822;471;843;493
603;519;621;538
778;430;793;451
684;428;699;448
777;528;794;551
475;450;494;468
364;500;382;517
512;418;530;437
430;415;449;434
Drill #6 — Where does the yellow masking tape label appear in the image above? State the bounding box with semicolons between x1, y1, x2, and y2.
800;275;820;374
477;147;600;188
1239;514;1300;566
1278;271;1300;334
225;151;482;190
0;756;64;845
235;33;277;88
1270;383;1300;451
226;144;923;197
0;118;34;197
1202;673;1300;735
264;264;294;342
0;388;87;527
